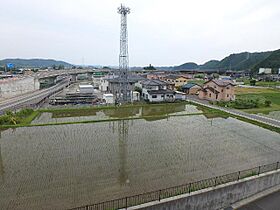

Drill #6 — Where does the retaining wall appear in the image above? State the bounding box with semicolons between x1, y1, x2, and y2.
0;76;39;99
131;170;280;210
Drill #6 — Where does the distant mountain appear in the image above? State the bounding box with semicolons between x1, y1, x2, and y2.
173;62;199;70
0;59;73;68
172;50;279;72
210;51;272;71
253;49;280;72
200;60;220;69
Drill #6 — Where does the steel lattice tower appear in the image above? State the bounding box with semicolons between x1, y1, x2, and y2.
117;4;131;103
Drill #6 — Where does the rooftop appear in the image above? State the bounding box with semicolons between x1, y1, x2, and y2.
182;83;201;89
141;79;167;86
147;89;175;95
205;79;235;87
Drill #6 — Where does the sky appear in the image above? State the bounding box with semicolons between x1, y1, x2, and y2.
0;0;279;66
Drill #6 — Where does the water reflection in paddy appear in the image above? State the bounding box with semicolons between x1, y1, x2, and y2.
0;115;280;209
32;104;202;124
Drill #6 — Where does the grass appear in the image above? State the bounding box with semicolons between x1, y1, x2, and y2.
235;87;280;95
243;80;280;87
187;80;205;86
235;87;280;114
190;101;280;134
239;79;280;87
0;112;204;129
1;102;279;135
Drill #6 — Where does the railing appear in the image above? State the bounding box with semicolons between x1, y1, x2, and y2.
71;161;280;210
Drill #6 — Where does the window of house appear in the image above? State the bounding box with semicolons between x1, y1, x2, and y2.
209;93;211;97
227;94;229;97
152;95;157;98
226;87;230;89
221;89;224;92
214;86;217;88
161;95;164;98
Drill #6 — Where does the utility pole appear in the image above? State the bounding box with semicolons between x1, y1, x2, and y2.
117;4;131;103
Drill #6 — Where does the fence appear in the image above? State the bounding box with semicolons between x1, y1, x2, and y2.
71;161;280;210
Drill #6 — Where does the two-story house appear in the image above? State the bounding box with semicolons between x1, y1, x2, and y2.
140;79;175;102
161;75;189;88
199;80;235;101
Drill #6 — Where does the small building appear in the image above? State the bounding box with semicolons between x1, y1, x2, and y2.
259;68;272;75
103;94;114;104
132;91;140;102
79;84;94;94
175;91;187;100
199;80;235;102
181;83;202;95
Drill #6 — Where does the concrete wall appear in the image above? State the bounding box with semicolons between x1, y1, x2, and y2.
0;76;40;99
130;170;280;210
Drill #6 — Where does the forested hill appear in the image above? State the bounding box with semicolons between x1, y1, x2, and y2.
253;49;280;72
0;59;73;68
173;49;280;71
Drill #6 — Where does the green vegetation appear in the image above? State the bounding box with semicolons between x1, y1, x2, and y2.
241;79;280;87
187;80;205;86
234;87;280;114
0;109;39;125
240;171;258;179
253;49;280;72
173;62;199;70
143;64;156;70
173;49;280;72
216;95;272;109
0;58;72;68
1;102;279;135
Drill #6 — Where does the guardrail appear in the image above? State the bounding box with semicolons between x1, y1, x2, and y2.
71;161;280;210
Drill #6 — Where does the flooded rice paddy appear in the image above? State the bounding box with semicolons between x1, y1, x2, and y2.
32;104;202;124
259;110;280;121
0;106;280;209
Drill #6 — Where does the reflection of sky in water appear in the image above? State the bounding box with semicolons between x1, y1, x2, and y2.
0;116;280;209
32;104;202;124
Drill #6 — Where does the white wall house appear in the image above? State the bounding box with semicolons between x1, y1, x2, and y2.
99;77;110;92
141;80;175;102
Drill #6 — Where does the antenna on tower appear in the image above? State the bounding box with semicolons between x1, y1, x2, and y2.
115;4;131;103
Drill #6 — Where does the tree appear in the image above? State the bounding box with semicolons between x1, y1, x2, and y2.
250;80;256;86
134;86;142;95
143;64;156;71
265;100;272;107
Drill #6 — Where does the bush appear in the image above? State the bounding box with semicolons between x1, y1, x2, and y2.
0;109;34;125
250;80;256;86
216;96;268;109
265;100;272;107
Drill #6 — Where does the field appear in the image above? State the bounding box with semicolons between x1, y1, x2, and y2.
0;114;280;209
240;80;280;87
235;87;280;114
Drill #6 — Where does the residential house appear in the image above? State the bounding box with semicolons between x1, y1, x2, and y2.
181;83;202;95
141;79;175;102
199;80;235;101
161;75;189;88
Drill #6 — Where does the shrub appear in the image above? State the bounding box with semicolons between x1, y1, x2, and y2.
265;100;272;107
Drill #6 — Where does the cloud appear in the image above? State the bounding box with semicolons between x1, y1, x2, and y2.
0;0;279;66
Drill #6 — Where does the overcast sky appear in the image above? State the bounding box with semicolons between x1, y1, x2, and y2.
0;0;279;66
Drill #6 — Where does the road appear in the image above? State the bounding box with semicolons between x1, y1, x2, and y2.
237;190;280;210
187;96;280;129
0;79;70;114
